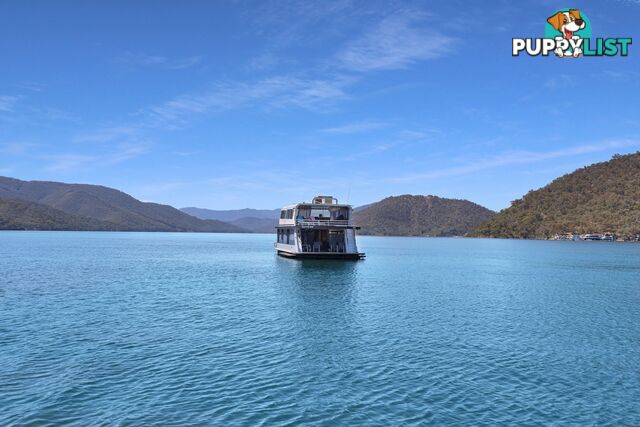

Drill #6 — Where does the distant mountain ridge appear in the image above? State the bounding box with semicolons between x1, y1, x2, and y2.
181;207;280;221
0;176;245;232
227;217;278;233
473;152;640;239
181;207;279;233
354;195;495;236
4;150;638;237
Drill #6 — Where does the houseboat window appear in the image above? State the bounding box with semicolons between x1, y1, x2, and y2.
280;210;286;219
297;207;311;218
310;208;330;219
286;209;294;219
286;229;291;244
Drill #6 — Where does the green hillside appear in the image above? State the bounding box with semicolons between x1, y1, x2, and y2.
0;176;246;232
473;152;640;239
354;195;495;236
0;198;114;231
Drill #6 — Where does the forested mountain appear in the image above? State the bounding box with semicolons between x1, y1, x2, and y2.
473;152;640;238
0;198;115;230
354;195;495;236
0;176;245;232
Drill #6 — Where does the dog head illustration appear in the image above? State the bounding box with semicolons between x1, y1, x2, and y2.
547;9;586;39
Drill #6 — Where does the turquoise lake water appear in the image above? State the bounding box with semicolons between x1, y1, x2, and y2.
1;231;640;425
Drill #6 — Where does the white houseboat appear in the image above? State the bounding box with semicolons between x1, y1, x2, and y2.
275;196;365;260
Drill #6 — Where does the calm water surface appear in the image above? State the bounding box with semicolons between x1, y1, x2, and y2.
1;232;640;425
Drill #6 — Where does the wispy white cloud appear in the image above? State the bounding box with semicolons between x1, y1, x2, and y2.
0;141;39;156
246;0;359;49
43;142;149;172
44;154;97;172
114;52;204;70
338;10;455;72
167;55;205;70
544;74;576;89
320;121;387;134
397;128;442;141
392;139;640;183
72;73;352;149
70;9;453;163
0;95;20;112
601;69;640;84
14;81;46;92
246;52;282;71
74;126;140;143
72;9;455;151
106;142;150;165
148;75;350;122
37;107;80;123
116;52;166;66
173;150;199;157
204;169;355;197
614;0;640;6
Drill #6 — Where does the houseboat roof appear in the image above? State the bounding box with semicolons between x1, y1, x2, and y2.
280;195;352;210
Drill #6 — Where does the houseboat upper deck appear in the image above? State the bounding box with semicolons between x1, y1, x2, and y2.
274;196;365;260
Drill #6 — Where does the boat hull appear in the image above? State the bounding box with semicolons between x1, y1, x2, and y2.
277;250;365;260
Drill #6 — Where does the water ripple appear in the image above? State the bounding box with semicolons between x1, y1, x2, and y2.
1;232;640;425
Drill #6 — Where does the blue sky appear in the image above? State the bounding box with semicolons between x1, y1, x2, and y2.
1;0;639;210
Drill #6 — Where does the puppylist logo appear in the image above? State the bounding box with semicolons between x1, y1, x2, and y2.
513;9;632;57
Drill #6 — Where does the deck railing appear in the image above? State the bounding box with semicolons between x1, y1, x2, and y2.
295;219;351;227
